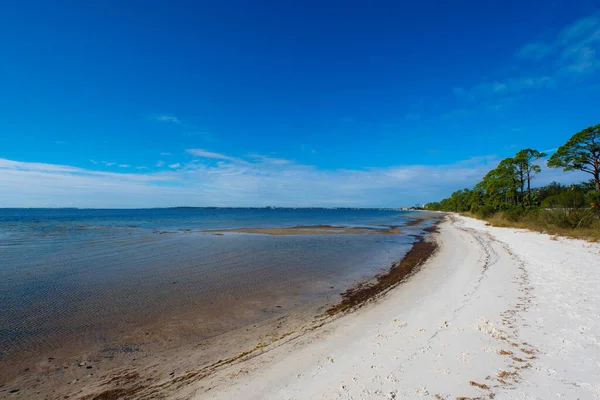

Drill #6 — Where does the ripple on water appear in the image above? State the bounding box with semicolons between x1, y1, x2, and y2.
0;209;436;382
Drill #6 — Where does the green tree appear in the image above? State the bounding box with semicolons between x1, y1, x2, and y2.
482;158;520;208
514;149;547;205
548;124;600;191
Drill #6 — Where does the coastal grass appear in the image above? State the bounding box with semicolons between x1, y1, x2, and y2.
461;210;600;242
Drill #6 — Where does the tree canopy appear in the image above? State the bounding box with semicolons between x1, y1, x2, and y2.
426;124;600;219
548;124;600;191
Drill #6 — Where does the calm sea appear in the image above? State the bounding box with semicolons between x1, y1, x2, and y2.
0;208;435;381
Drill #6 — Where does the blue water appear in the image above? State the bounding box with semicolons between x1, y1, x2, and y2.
0;207;423;230
0;208;436;380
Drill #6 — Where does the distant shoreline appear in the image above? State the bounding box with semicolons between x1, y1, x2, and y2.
0;206;426;210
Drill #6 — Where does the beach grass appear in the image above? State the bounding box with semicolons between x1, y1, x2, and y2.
461;210;600;242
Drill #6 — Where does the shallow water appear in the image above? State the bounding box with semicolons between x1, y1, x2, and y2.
0;208;434;381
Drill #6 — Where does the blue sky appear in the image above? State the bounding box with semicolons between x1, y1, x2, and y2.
1;1;599;207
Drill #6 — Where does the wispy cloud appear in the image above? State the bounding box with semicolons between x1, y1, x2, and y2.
248;154;292;165
517;14;600;74
156;161;165;167
155;115;181;124
186;148;243;163
168;163;181;169
160;152;172;156
104;162;116;167
0;151;586;208
458;14;600;101
515;42;552;61
182;131;214;141
89;159;98;164
54;140;68;145
461;76;554;100
119;164;130;168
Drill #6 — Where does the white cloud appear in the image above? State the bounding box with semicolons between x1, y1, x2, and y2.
104;162;116;167
518;14;600;74
467;76;554;99
89;159;98;164
186;148;243;163
1;145;588;208
0;156;466;207
160;152;172;156
558;15;600;44
458;14;599;101
516;42;552;60
248;154;292;165
0;151;584;209
156;161;165;167
136;166;148;170
119;164;130;168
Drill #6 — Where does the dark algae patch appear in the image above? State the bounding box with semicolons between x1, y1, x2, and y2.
201;224;404;235
326;221;440;315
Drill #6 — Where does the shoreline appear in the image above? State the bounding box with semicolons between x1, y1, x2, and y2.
179;214;600;399
0;218;439;399
326;223;439;315
6;215;598;398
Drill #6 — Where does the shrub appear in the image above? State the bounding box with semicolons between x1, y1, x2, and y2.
503;207;524;222
541;190;586;209
538;209;596;229
477;205;495;218
585;191;600;213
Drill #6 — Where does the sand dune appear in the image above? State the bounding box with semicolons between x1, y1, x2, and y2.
184;214;600;399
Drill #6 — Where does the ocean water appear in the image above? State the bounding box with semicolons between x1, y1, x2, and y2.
0;208;435;380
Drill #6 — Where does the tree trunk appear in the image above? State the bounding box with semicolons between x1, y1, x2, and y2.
519;171;525;205
594;156;600;191
526;170;531;205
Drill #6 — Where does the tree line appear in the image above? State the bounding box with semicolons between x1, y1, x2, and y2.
426;124;600;227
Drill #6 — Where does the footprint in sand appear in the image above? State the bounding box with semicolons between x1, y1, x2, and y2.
393;320;408;329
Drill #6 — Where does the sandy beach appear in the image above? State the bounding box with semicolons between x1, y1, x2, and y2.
3;213;599;399
178;214;600;400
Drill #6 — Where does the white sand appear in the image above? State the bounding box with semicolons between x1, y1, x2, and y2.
186;215;600;399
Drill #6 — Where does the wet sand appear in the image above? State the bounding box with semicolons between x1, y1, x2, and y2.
326;224;439;315
0;219;439;399
202;224;403;235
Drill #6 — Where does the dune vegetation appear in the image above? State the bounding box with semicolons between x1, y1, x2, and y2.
426;125;600;241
